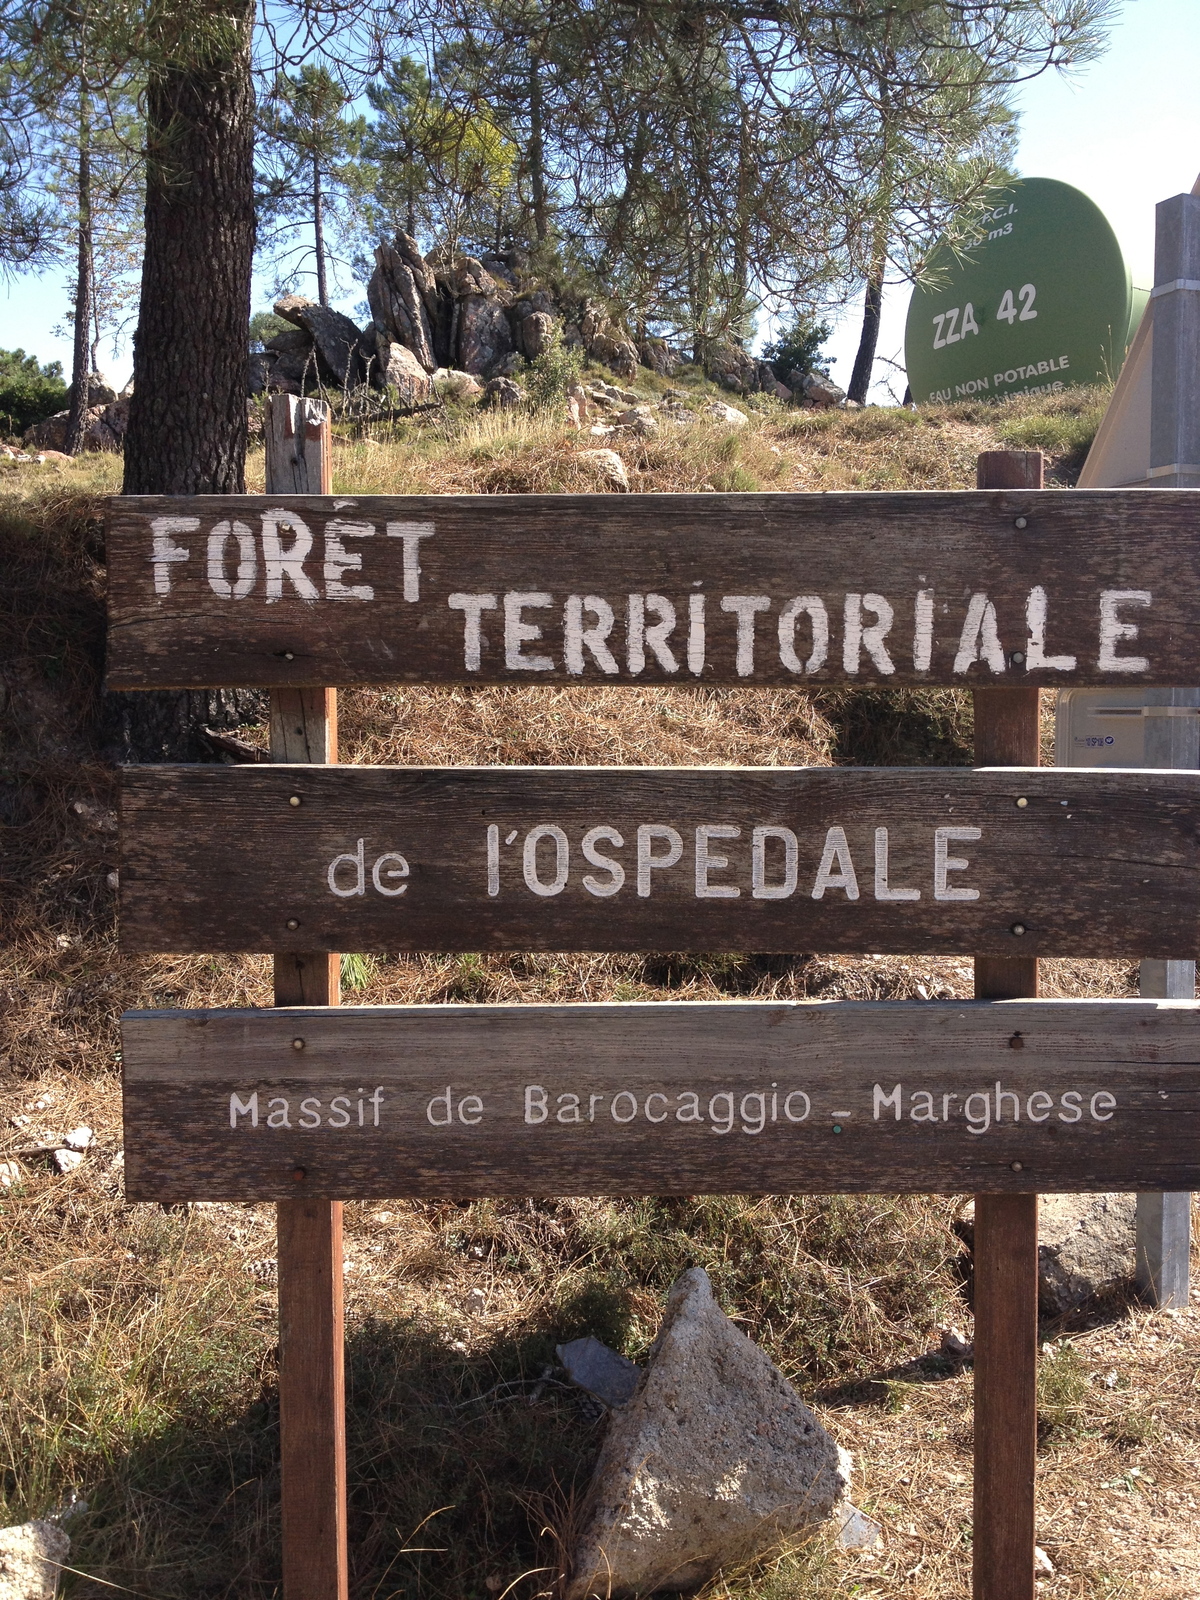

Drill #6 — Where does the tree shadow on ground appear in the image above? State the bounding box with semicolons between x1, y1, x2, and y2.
61;1318;601;1600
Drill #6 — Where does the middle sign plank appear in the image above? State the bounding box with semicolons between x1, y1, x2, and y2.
119;764;1200;957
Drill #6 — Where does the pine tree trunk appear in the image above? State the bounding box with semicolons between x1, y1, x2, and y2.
313;156;328;306
64;94;92;457
848;268;884;405
118;0;259;758
122;0;255;495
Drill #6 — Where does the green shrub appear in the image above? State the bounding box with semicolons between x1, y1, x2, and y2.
761;316;832;384
525;324;582;408
0;349;68;439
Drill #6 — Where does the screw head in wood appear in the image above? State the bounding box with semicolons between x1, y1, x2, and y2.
1011;1161;1023;1171
1011;922;1027;936
1016;796;1028;808
289;795;302;807
292;1167;307;1182
1010;650;1026;666
1009;1032;1024;1049
832;1123;844;1134
292;1037;305;1051
286;918;300;930
284;652;295;661
1014;516;1028;529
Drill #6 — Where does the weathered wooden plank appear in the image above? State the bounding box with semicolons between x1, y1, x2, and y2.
117;764;1200;958
104;489;1200;689
120;999;1200;1201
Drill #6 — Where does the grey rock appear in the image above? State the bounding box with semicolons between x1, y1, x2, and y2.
381;341;434;407
0;1518;69;1600
481;376;524;410
521;311;558;360
705;341;759;394
639;338;679;377
557;1336;642;1408
458;293;513;375
274;296;366;388
702;400;749;428
565;1268;848;1598
432;368;484;402
801;371;846;409
1038;1194;1136;1314
67;373;116;408
576;448;630;493
263;327;311;355
367;234;439;371
581;302;639;383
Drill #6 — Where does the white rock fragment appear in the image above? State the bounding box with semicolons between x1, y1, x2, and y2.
836;1504;882;1550
0;1519;70;1600
1034;1545;1055;1575
565;1268;848;1598
52;1150;84;1175
557;1336;642;1408
577;449;630;492
702;400;749;427
63;1128;93;1151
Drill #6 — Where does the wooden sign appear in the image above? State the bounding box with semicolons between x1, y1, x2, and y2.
121;998;1200;1201
118;764;1200;958
105;490;1200;690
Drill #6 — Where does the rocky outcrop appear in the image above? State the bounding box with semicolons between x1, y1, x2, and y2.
1037;1194;1136;1315
581;301;639;382
368;232;441;371
481;376;523;409
640;338;680;377
382;342;434;407
565;1268;848;1597
458;292;514;376
521;310;557;361
23;397;130;452
797;370;847;409
705;342;784;397
275;296;369;388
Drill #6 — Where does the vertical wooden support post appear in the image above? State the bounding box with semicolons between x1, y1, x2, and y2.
972;451;1041;1600
266;395;348;1600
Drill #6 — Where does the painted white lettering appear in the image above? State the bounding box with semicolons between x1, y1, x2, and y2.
627;594;679;673
709;1092;735;1134
428;1088;454;1126
721;595;770;676
637;825;683;896
676;1092;702;1122
778;595;829;674
261;509;319;601
751;825;798;900
644;1093;669;1123
267;1097;292;1129
695;825;740;898
953;593;1006;674
371;851;408;896
327;839;366;898
783;1090;810;1121
1091;1090;1116;1121
934;827;981;901
964;1091;991;1134
811;826;860;900
1098;590;1151;672
611;1091;638;1123
874;827;920;901
589;1094;605;1121
230;1091;259;1127
151;516;197;595
581;826;625;897
995;1083;1020;1122
1026;1091;1053;1122
385;521;435;601
741;1092;766;1134
687;593;706;676
370;1087;384;1126
1058;1091;1083;1123
843;593;896;675
1024;586;1076;671
564;594;619;675
327;1096;351;1128
913;589;935;672
523;825;569;896
487;823;500;897
458;1095;483;1125
524;1086;548;1125
504;592;554;670
299;1097;322;1129
910;1090;938;1123
556;1093;581;1124
448;593;497;672
323;519;374;601
873;1083;902;1121
206;520;257;599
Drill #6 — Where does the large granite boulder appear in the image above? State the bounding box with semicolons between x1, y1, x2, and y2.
1038;1194;1136;1315
458;292;514;375
565;1268;848;1597
381;341;434;406
582;302;639;383
367;233;440;371
274;296;366;388
0;1519;69;1600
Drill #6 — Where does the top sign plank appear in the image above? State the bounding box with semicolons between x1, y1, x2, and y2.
105;490;1200;690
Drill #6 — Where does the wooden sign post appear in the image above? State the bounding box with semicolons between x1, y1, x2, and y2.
106;453;1200;1600
265;396;348;1600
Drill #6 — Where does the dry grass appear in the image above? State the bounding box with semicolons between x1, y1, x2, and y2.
7;385;1193;1600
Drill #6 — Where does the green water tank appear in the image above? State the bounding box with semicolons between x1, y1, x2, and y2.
904;177;1143;406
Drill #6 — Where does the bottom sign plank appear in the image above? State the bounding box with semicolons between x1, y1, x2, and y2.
121;999;1200;1201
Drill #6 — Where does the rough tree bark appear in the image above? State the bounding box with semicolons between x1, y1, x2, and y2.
122;0;256;495
313;153;328;306
847;267;884;406
115;0;259;760
64;90;93;457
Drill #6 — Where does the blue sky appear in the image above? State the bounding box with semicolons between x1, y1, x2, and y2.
4;0;1199;396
